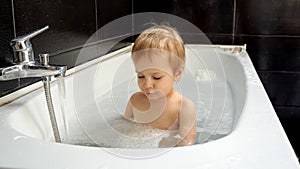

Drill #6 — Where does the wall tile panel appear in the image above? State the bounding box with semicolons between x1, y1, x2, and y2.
236;0;300;35
235;36;300;72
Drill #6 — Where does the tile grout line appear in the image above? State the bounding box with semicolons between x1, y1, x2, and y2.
232;0;237;44
236;34;300;38
275;105;300;108
94;0;99;57
258;70;300;74
11;0;16;38
95;0;98;32
132;0;134;41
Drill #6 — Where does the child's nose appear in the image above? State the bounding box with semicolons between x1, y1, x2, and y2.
144;78;154;88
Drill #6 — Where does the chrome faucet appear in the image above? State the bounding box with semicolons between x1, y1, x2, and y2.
0;26;66;143
0;26;67;81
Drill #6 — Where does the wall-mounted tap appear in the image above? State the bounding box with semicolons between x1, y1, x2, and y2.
0;26;67;143
0;26;67;81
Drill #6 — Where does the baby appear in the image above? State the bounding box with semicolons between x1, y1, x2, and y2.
123;25;196;147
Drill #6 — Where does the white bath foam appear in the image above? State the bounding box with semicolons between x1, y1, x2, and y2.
94;117;171;148
64;95;170;148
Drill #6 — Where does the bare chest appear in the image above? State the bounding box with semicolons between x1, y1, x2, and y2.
133;99;180;130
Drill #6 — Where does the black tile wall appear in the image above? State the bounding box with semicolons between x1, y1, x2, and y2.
207;34;234;45
276;106;300;120
133;0;234;44
134;0;234;34
235;36;300;72
98;0;132;28
259;71;300;107
133;0;175;13
0;0;14;66
14;0;97;55
172;0;234;34
96;0;133;52
0;0;17;96
275;106;300;158
236;0;300;35
0;80;19;97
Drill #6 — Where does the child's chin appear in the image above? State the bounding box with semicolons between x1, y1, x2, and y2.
147;93;165;100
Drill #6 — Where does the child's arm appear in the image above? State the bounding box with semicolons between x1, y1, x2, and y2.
159;98;196;147
177;98;196;146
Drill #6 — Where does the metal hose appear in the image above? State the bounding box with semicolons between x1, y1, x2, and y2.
43;76;61;143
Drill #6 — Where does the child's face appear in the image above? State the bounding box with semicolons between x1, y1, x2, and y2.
137;68;175;100
133;53;178;100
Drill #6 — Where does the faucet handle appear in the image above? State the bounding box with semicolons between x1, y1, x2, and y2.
11;25;49;45
10;25;49;63
39;53;50;65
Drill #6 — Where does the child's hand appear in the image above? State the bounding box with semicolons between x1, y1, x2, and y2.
159;135;195;147
159;137;181;148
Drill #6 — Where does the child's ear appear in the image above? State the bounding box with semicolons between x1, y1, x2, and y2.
174;65;184;80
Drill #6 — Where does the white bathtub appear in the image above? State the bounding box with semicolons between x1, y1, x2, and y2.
0;45;299;169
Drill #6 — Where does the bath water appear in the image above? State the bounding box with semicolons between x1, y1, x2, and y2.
61;79;234;148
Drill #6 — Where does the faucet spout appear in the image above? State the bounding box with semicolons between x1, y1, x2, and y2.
0;62;67;81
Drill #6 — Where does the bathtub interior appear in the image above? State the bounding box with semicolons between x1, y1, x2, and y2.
4;45;247;148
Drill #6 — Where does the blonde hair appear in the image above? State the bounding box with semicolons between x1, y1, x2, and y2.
132;25;185;68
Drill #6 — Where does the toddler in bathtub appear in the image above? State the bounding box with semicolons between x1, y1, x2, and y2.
123;25;196;147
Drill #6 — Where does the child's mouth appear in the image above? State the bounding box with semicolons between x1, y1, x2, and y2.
144;89;155;96
146;91;153;95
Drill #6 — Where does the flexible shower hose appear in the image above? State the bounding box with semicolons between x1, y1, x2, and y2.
43;76;61;143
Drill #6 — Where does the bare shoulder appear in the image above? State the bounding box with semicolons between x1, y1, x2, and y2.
181;96;196;110
180;96;196;116
124;92;146;120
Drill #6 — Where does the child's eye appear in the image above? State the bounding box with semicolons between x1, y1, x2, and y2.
153;76;162;80
137;75;144;78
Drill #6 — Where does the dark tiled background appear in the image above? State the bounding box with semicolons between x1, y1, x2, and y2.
0;0;299;157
